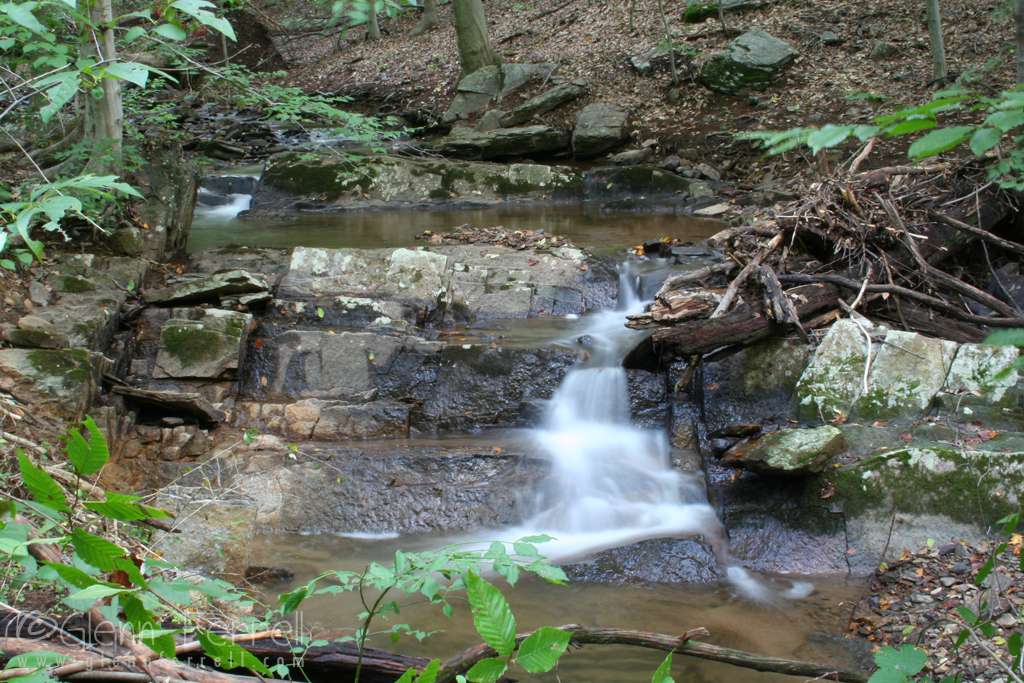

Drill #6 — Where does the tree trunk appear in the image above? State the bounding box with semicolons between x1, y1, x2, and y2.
411;0;439;36
452;0;500;74
81;0;123;173
1017;0;1024;83
656;0;678;85
925;0;947;82
365;0;381;40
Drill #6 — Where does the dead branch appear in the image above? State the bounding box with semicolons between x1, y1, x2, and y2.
436;624;867;683
930;211;1024;257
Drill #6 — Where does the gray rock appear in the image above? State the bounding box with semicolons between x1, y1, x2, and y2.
609;148;655;166
721;426;846;475
565;537;721;584
28;281;50;307
283;398;411;439
0;348;107;417
499;82;587;127
435;125;571;160
855;331;957;418
476;109;506;132
573;103;629;158
582;166;692;199
819;30;842;45
939;342;1020;409
154;308;252;379
109;227;144;257
796;318;879;421
869;41;898;60
444;64;559;121
144;269;269;306
5;315;69;349
628;43;693;76
699;30;797;94
111;385;225;426
253;154;583;213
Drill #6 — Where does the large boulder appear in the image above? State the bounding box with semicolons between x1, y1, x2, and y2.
434;125;571;160
721;426;846;475
154;308;253;379
573;104;629;159
276;245;617;322
699;29;796;94
498;82;587;127
443;63;558;121
795;318;879;421
0;348;108;417
855;331;958;418
252;154;582;212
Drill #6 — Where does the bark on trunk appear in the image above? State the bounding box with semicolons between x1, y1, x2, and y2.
926;0;947;82
411;0;439;36
452;0;500;74
1017;0;1024;84
365;0;381;40
81;0;123;173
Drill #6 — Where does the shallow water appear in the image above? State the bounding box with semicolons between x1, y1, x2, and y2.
245;533;865;683
188;203;724;255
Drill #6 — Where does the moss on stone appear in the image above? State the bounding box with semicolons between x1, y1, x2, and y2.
160;323;227;364
54;275;97;293
27;348;92;385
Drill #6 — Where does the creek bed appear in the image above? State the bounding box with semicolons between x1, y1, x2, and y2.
188;204;724;255
246;533;865;682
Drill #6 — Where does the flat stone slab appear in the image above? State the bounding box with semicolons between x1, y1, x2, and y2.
144;269;269;306
0;348;107;416
721;425;845;475
154;308;253;379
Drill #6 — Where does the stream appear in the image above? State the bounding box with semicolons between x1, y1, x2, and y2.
194;175;867;681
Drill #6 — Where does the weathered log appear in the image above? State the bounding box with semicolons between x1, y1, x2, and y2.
626;287;720;329
651;283;839;355
872;301;985;343
710;232;785;318
436;624;867;683
776;273;1024;328
757;265;807;339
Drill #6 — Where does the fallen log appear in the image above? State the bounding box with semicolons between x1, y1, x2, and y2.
651;283;840;355
931;211;1024;258
776;273;1024;328
436;624;868;683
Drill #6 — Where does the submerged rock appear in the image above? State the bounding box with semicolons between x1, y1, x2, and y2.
573;103;629;159
564;537;721;584
722;426;845;475
699;30;796;94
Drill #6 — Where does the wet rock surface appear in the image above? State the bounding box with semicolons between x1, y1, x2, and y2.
721;426;845;475
565;537;721;584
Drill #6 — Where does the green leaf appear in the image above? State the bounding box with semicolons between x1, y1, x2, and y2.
0;2;47;35
908;126;975;160
516;627;571;674
44;562;107;589
526;560;568;584
104;61;149;88
882;117;937;137
38;72;80;123
121;594;176;658
278;582;312;615
984;329;1024;348
18;451;69;513
197;631;270;675
84;492;172;522
123;26;146;44
64;583;132;603
465;571;516;657
969;127;1001;156
651;651;675;683
170;0;236;40
465;657;507;683
985;109;1024;133
414;659;441;683
5;652;70;670
868;645;927;683
807;124;853;154
853;124;881;141
152;23;187;40
65;416;109;476
69;529;143;586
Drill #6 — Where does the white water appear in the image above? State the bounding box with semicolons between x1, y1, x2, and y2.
194;191;252;220
500;263;809;601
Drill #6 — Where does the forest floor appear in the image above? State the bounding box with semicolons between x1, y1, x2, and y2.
260;0;1016;185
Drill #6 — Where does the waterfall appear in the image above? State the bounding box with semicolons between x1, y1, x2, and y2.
511;262;809;600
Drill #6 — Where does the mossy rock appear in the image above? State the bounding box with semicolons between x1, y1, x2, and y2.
0;348;106;416
699;29;796;94
721;425;845;475
154;308;252;379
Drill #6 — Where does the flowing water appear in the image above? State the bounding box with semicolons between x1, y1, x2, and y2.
203;175;864;680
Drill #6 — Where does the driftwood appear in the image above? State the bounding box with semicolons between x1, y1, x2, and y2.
2;624;869;683
643;158;1023;359
651;283;840;354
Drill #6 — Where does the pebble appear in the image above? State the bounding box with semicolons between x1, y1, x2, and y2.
939;576;958;587
995;613;1017;628
911;593;934;604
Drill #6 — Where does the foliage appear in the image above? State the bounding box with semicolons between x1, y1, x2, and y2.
329;0;418;30
738;86;1024;190
1;417;268;682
